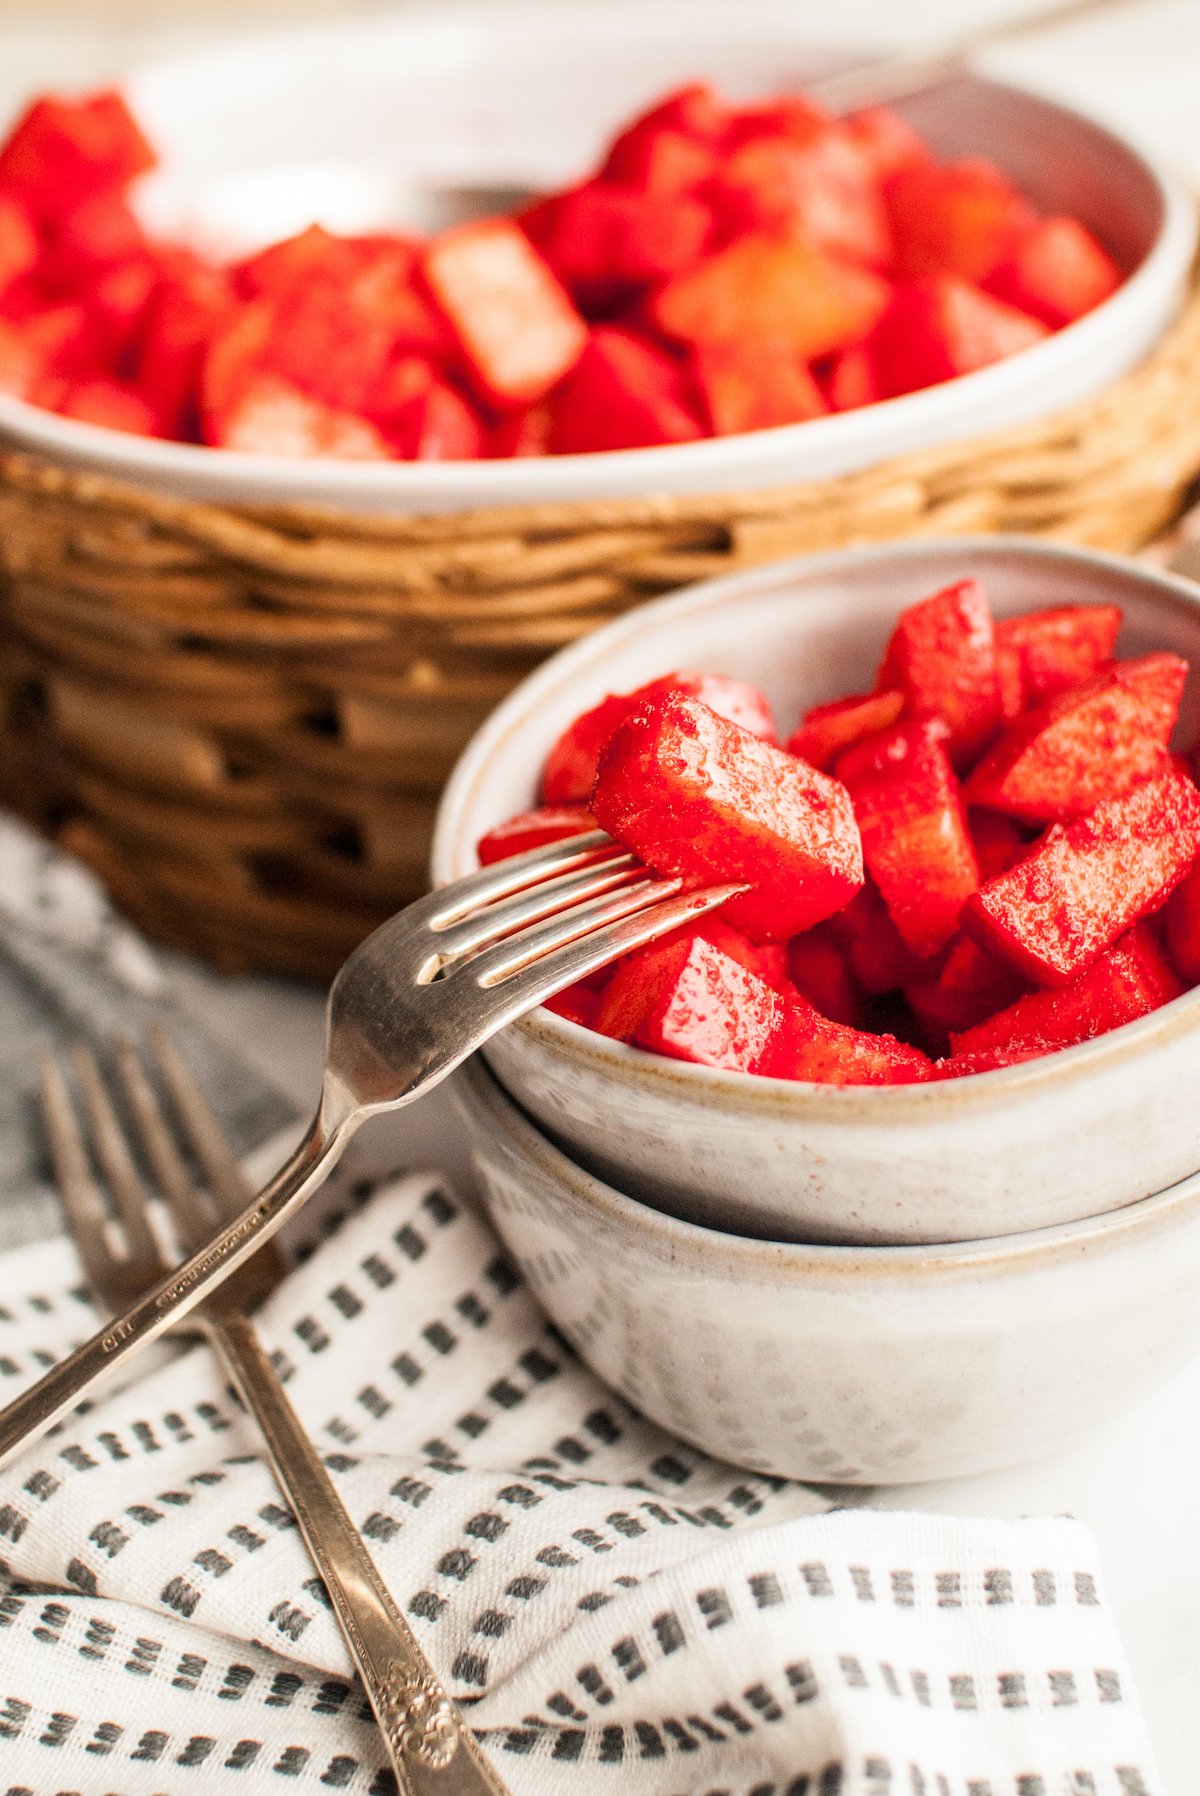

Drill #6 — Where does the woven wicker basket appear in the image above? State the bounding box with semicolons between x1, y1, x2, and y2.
5;276;1200;980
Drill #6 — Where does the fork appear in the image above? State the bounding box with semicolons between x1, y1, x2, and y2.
41;1029;507;1796
0;831;737;1462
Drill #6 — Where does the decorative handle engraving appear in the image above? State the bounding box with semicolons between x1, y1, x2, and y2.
382;1666;459;1771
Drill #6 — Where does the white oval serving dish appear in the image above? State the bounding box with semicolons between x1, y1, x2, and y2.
0;7;1191;510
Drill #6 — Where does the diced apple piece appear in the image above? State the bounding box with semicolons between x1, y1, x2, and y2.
871;277;1049;399
994;604;1122;710
943;924;1182;1072
763;993;933;1085
0;196;38;294
0;317;42;398
139;257;236;436
652;232;890;360
595;917;786;1043
692;337;827;434
548;327;704;453
263;264;426;416
541;670;775;805
968;809;1029;879
1165;859;1200;985
489;400;552;458
723;95;834;150
886;157;1033;282
89;255;159;358
56;378;159;435
787;927;862;1026
826;879;927;994
422;218;587;406
593;691;863;942
963;765;1200;986
476;804;596;867
787;688;904;772
600;83;728;182
236;223;361;299
905;933;1027;1037
837;719;979;958
43;191;144;279
598;932;787;1071
876;578;1000;766
845;106;931;181
388;378;486;461
988;217;1121;327
601;125;717;197
823;344;882;411
543;981;607;1028
542;694;634;806
965;653;1186;824
206;374;392;460
19;301;95;378
0;88;155;218
707;131;892;268
523;181;711;302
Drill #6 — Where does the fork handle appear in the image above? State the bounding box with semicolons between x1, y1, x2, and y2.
206;1314;507;1796
0;1120;344;1468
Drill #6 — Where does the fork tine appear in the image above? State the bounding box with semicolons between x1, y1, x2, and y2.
419;849;642;972
69;1044;163;1272
461;875;681;989
38;1057;120;1292
480;883;746;1016
144;1024;253;1224
464;870;724;988
111;1035;215;1258
419;830;623;930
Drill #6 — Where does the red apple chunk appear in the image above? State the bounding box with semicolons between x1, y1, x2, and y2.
591;691;863;942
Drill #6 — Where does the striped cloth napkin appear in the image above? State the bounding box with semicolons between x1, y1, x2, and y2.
0;1171;1161;1796
0;816;1163;1795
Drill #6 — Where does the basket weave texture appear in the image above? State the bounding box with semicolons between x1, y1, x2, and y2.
5;276;1200;980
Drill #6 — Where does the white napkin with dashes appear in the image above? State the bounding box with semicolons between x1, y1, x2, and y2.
0;1169;1162;1796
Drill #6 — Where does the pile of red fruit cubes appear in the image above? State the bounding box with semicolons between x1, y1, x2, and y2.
0;80;1121;458
477;582;1200;1083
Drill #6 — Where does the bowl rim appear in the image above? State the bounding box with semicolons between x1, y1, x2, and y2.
0;24;1192;504
459;1048;1200;1278
434;533;1200;1117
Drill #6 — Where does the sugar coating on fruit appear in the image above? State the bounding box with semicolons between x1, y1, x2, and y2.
477;578;1200;1085
592;691;863;941
964;766;1200;985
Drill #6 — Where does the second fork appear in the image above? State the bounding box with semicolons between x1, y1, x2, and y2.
41;1027;510;1796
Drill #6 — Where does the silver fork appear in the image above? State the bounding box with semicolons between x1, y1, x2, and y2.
40;1027;508;1796
0;832;737;1459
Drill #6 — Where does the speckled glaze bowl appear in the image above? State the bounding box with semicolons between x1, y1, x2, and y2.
434;538;1200;1245
455;1052;1200;1483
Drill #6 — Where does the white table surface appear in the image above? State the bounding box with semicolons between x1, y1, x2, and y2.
4;0;1200;1787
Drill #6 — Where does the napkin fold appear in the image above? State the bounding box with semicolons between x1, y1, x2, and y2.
0;1172;1161;1796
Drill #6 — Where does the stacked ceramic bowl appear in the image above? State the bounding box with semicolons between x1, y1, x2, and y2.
434;538;1200;1485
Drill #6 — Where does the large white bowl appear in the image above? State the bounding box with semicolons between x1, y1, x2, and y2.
456;1052;1200;1483
434;537;1200;1245
0;7;1191;511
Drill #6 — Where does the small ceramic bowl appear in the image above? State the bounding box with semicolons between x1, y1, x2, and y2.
434;538;1200;1245
0;8;1190;510
455;1052;1200;1483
